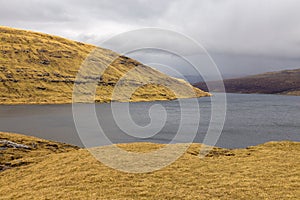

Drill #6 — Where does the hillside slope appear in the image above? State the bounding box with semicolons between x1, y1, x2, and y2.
194;68;300;95
0;132;299;199
0;26;210;104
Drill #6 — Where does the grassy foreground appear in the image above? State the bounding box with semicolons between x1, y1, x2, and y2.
0;26;209;104
0;132;299;199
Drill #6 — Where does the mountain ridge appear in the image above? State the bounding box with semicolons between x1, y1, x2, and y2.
194;68;300;95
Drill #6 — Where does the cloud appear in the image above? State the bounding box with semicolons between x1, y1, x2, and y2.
0;0;72;22
0;0;300;77
160;0;300;57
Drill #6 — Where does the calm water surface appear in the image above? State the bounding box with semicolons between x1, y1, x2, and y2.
0;93;299;148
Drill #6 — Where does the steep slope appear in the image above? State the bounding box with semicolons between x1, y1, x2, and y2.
0;132;299;199
0;26;210;104
194;68;300;95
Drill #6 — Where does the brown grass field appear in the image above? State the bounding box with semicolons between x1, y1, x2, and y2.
1;132;299;199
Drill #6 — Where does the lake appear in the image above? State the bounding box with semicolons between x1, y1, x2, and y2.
0;93;299;149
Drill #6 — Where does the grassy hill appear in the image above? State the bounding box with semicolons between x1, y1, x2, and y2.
194;68;300;95
0;26;209;104
0;132;299;199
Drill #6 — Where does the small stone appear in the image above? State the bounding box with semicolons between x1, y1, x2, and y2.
40;60;50;65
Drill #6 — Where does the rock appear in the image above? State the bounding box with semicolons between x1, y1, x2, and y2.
38;49;48;53
5;73;13;78
0;140;31;150
36;86;46;90
0;165;10;172
40;60;50;65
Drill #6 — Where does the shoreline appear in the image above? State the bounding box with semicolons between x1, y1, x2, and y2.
2;92;300;106
0;94;212;105
2;130;299;150
3;130;299;151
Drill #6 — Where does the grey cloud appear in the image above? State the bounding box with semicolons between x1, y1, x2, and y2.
0;0;72;22
67;0;171;22
160;0;300;57
0;0;300;77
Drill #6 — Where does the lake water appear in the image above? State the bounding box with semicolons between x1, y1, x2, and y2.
0;93;299;149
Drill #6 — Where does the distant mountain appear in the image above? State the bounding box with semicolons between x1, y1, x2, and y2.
194;68;300;96
0;26;209;104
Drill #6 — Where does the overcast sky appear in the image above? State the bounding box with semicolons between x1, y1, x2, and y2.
1;0;300;80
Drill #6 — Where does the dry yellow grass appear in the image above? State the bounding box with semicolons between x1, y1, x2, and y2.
284;90;300;96
0;132;299;199
0;132;78;171
0;26;210;104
